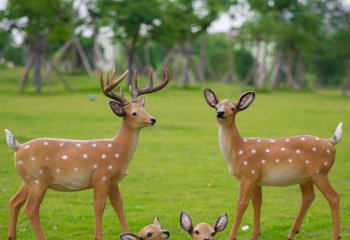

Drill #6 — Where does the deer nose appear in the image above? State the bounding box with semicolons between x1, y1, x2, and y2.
151;118;156;124
216;110;225;118
163;230;170;237
204;238;210;240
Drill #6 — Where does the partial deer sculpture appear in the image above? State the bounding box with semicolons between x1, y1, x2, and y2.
5;68;169;240
204;89;342;240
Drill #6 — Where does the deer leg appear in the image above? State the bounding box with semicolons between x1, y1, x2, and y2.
108;184;129;232
250;185;262;240
229;179;256;240
8;182;29;240
23;184;47;240
288;181;315;240
314;176;340;240
93;182;109;240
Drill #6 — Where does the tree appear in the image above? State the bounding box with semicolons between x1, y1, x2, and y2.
2;0;73;93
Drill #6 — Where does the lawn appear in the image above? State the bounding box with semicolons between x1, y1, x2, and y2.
0;68;349;239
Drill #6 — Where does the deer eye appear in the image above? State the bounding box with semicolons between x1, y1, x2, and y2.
147;232;153;237
194;230;200;235
132;112;137;116
231;108;235;111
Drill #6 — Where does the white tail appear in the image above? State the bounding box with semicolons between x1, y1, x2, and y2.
5;129;20;151
330;122;343;145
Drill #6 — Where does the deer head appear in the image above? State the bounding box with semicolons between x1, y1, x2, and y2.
120;217;170;240
100;69;170;129
180;212;228;240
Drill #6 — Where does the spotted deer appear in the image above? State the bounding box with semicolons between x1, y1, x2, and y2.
5;68;170;240
180;211;228;240
203;89;343;240
119;217;170;240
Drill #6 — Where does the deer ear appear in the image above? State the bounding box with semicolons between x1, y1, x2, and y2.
154;217;161;226
109;101;125;117
213;213;228;232
139;96;145;106
180;211;193;233
237;92;255;111
119;233;141;240
204;88;219;108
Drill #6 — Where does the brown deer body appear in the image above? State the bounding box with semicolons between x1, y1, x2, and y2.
5;69;169;240
204;89;342;240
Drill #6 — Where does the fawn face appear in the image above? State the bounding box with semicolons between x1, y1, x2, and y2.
120;217;170;240
109;98;156;129
180;212;228;240
204;89;255;126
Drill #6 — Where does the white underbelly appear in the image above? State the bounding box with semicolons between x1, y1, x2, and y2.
259;167;307;186
51;172;92;191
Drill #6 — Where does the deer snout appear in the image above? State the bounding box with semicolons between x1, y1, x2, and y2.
151;118;156;124
162;230;170;238
216;109;225;118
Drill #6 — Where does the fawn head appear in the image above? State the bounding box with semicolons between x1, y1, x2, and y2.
180;211;228;240
100;69;170;129
119;217;170;240
204;89;255;126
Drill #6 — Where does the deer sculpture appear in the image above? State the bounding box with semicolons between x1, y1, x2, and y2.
180;211;228;240
119;217;170;240
5;68;169;240
203;89;343;240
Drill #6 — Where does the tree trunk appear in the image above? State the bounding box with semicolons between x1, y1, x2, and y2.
73;37;93;76
180;39;194;85
342;61;350;96
18;51;35;92
284;53;301;90
197;34;208;82
270;51;283;88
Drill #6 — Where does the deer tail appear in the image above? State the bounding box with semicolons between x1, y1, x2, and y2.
4;129;20;151
329;122;343;145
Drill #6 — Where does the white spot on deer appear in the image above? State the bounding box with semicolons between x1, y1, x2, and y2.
256;139;261;142
315;137;320;141
244;139;248;142
39;169;43;174
326;149;330;154
265;149;270;153
316;170;320;174
301;137;305;141
281;147;286;151
24;145;30;149
93;164;98;169
270;139;275;143
108;165;113;170
239;150;243;155
101;154;107;159
312;147;317;152
17;160;23;165
44;142;48;146
275;159;280;163
25;175;30;179
296;149;301;154
59;143;64;147
102;176;107;181
74;167;79;172
56;169;61;173
45;157;50;161
92;143;97;147
34;180;40;185
305;160;310;164
83;154;88;159
251;170;255;174
324;161;328;166
243;160;248;166
62;155;68;160
251;149;256;154
288;158;293;163
261;159;266;164
115;153;120;158
285;139;290;142
76;143;81;147
108;143;112;148
31;156;35;161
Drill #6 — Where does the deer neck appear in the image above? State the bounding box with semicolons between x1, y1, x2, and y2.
112;120;141;169
218;118;243;167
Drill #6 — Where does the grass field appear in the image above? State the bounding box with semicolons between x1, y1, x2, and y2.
0;68;349;239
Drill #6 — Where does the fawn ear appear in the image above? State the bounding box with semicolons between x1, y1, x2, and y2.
180;211;193;233
204;88;219;108
119;233;141;240
237;92;255;111
213;214;228;232
109;101;125;117
154;217;161;226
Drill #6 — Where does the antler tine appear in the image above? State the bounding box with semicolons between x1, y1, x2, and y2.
99;70;129;105
137;68;170;97
148;68;154;88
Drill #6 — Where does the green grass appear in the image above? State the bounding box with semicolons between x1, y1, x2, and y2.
0;68;350;239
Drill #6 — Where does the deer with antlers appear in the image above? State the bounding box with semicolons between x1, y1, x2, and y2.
5;68;169;240
204;89;343;240
119;217;170;240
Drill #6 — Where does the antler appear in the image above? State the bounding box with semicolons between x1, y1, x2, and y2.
100;69;129;105
130;68;170;101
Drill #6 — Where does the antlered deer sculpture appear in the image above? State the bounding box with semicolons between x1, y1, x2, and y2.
5;69;169;240
204;89;342;240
